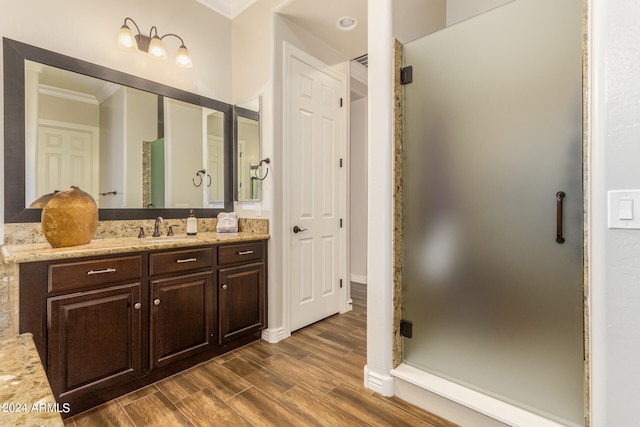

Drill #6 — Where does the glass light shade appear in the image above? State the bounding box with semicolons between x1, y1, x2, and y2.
148;36;167;60
175;45;192;68
117;25;138;52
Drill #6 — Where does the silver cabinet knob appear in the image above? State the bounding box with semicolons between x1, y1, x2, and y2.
222;284;228;290
134;302;142;310
154;298;161;305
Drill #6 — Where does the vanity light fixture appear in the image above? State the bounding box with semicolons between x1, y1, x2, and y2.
336;16;358;31
117;17;193;68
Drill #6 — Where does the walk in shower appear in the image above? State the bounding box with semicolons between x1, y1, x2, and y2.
401;0;585;425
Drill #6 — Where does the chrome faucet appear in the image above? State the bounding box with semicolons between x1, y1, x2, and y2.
152;216;164;237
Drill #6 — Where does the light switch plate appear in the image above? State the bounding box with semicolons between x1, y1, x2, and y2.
608;190;640;229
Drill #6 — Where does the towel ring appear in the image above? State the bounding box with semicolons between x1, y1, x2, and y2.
192;169;206;187
252;158;271;181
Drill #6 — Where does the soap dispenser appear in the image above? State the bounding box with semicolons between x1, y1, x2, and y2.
186;209;197;236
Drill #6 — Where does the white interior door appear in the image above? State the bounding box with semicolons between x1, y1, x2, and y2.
237;140;250;200
285;44;346;332
207;135;224;204
37;122;98;199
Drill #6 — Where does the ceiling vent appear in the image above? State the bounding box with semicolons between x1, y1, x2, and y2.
353;53;368;68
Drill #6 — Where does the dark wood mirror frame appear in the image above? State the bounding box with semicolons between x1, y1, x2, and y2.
3;38;234;223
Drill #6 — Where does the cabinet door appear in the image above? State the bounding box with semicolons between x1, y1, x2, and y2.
151;271;214;368
47;283;142;400
218;262;265;344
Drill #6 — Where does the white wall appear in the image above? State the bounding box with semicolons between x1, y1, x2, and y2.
590;0;640;424
125;88;157;208
99;89;126;208
165;99;204;208
350;95;368;283
0;0;232;242
232;0;285;105
446;0;513;26
365;0;395;396
231;0;287;220
393;0;446;44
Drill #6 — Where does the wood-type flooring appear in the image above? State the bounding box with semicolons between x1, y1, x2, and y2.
63;283;457;427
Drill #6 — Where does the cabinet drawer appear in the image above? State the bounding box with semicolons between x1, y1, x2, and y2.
149;248;213;276
218;242;264;265
48;255;142;293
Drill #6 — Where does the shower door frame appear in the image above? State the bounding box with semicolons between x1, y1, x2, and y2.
389;1;591;425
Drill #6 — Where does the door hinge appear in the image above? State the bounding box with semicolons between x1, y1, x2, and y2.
340;218;343;228
400;66;413;85
339;97;344;107
340;279;343;288
400;319;413;338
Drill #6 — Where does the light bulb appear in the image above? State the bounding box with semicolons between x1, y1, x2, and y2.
176;45;192;68
148;36;167;60
117;24;138;52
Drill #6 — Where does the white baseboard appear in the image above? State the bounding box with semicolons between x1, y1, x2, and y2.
364;365;394;396
261;327;289;343
351;274;367;284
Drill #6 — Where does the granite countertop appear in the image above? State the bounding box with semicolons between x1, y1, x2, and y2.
0;334;64;426
1;232;270;264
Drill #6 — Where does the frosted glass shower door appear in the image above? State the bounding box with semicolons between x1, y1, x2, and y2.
402;0;584;425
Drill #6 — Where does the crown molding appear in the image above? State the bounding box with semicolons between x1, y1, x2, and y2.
196;0;256;19
39;84;98;105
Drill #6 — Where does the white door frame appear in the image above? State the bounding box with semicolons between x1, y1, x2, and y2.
281;41;350;337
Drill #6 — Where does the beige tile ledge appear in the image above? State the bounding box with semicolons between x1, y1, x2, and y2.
0;333;64;426
3;217;269;246
1;232;270;264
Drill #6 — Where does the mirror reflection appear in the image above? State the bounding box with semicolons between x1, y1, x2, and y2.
235;97;261;201
25;60;225;209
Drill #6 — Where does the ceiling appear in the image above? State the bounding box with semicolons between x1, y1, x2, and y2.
196;0;257;19
198;0;368;60
196;0;447;63
276;0;368;60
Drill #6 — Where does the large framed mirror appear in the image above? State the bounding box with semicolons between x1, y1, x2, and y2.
3;38;233;222
234;97;261;202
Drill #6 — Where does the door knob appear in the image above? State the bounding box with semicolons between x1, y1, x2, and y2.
153;298;160;306
293;225;308;233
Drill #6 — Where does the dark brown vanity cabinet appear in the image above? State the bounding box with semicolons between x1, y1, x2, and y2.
19;239;267;417
47;283;142;401
218;242;266;343
43;256;144;402
149;248;215;368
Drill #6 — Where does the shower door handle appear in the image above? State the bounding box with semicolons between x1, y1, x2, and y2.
556;191;565;244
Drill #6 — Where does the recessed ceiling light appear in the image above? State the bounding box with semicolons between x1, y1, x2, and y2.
336;16;358;31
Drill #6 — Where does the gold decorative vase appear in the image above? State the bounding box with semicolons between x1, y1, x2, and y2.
41;186;98;248
29;190;59;208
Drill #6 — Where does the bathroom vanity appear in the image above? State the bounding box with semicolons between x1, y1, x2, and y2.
1;38;270;419
5;233;267;417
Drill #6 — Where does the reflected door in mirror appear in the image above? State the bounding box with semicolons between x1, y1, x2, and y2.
234;98;260;202
36;123;99;201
